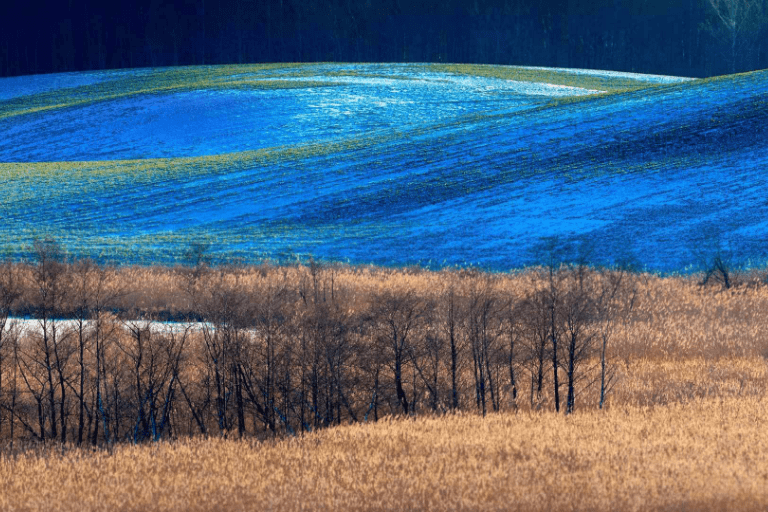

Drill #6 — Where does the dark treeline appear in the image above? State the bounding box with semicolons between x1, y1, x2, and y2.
2;0;768;79
0;240;641;446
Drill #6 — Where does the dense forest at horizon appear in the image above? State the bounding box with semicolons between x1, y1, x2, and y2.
2;0;768;79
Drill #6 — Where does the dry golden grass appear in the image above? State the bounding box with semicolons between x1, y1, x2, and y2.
609;357;768;407
2;396;767;511
3;263;768;509
107;264;768;362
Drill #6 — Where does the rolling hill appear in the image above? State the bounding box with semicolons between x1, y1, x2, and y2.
1;63;765;271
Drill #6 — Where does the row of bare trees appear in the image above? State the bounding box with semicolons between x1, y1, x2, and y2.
0;243;638;446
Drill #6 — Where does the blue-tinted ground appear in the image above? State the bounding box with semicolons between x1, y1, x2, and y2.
0;64;765;272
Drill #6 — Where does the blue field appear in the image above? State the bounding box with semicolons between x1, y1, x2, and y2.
0;63;765;271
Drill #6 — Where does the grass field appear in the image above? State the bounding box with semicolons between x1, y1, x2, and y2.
2;396;767;511
1;261;768;510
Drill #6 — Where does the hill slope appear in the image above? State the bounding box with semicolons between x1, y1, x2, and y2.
0;64;765;270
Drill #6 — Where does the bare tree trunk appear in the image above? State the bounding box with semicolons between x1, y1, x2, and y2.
235;363;246;437
77;319;86;444
43;325;58;441
373;368;379;421
508;324;518;406
52;323;68;444
448;291;459;410
551;313;560;413
394;352;409;415
482;309;498;413
10;338;18;448
565;332;577;415
599;333;608;409
536;337;545;398
550;269;561;414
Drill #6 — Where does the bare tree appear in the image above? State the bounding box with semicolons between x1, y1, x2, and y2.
28;239;72;442
148;324;191;441
445;286;462;411
560;265;598;415
249;268;292;434
546;263;563;413
504;294;524;409
692;231;745;291
370;287;424;416
464;276;503;416
520;287;551;409
704;0;767;72
191;267;249;437
117;318;189;442
595;268;637;410
700;252;737;290
0;260;21;441
88;264;124;446
68;258;93;445
408;298;444;413
120;318;154;442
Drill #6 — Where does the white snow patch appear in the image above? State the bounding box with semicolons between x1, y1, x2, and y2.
4;318;211;337
255;73;601;97
515;66;694;83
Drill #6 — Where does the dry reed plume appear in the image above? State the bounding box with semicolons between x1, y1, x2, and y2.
1;396;767;511
2;254;768;510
